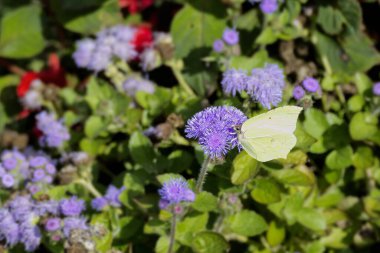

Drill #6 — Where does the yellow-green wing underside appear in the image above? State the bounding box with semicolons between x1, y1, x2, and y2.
239;106;302;162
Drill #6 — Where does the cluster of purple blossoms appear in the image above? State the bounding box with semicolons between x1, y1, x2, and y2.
185;106;247;158
213;27;239;53
73;25;137;72
221;64;285;109
122;77;156;97
28;156;56;189
0;150;29;188
372;82;380;96
36;111;70;148
158;178;195;210
0;195;89;251
249;0;279;14
91;185;125;211
293;77;320;101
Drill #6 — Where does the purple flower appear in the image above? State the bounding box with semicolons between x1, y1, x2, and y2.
260;0;278;14
104;185;125;208
221;69;248;96
246;63;285;109
123;78;155;97
35;200;60;216
7;196;33;222
302;77;320;93
373;82;380;96
45;164;56;175
73;39;96;68
1;174;15;188
36;111;70;148
222;28;239;46
293;86;305;100
32;169;45;182
213;39;224;52
185;106;247;158
60;197;86;216
45;218;61;232
29;156;47;167
2;157;17;170
19;224;41;252
0;209;20;246
27;184;40;194
91;197;108;211
158;178;195;206
63;217;88;238
88;46;112;72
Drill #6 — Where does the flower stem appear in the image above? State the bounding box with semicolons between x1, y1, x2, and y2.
74;179;102;198
195;156;211;193
167;208;177;253
167;60;196;97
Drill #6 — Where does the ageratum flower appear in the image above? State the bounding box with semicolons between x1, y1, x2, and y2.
302;77;320;93
91;185;125;211
45;218;61;232
246;64;285;109
221;69;248;96
91;197;108;211
63;217;88;238
213;39;224;52
36;111;70;148
222;28;239;45
59;196;86;216
260;0;278;14
373;82;380;96
0;209;19;246
73;39;96;68
293;86;305;100
122;77;155;97
185;106;247;158
158;178;195;209
1;174;15;188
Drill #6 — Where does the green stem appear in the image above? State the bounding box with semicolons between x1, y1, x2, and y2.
167;208;177;253
169;61;196;97
74;179;102;198
195;156;211;193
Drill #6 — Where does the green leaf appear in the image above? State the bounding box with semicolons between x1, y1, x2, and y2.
297;208;326;231
347;94;365;112
352;146;374;170
353;72;372;94
80;138;106;155
0;4;45;58
177;212;209;246
325;145;353;170
91;213;113;252
84;116;105;138
231;151;259;185
230;50;268;71
271;169;313;186
349;112;378;140
303;108;329;139
316;187;344;208
317;6;344;35
128;131;156;172
192;192;218;212
192;231;229;253
226;210;268;237
170;4;225;58
283;193;303;225
266;221;285;247
251;178;281;204
337;0;361;32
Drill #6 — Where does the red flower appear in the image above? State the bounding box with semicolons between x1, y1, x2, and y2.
38;53;67;87
119;0;153;14
131;25;153;52
17;72;39;98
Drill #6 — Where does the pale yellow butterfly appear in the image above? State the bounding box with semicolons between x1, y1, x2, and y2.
236;106;303;162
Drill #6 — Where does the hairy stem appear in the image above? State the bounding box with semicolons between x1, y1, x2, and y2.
74;179;102;198
168;60;196;97
167;209;177;253
195;156;211;193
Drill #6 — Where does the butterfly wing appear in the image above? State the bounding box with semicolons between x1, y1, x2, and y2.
239;106;302;162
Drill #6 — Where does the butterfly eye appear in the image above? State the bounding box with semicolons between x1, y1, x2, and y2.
233;125;241;132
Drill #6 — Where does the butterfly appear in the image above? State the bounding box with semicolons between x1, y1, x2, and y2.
235;106;303;162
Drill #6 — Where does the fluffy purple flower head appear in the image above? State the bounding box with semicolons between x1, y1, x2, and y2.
373;82;380;96
73;39;96;68
29;156;47;167
158;178;195;206
260;0;278;14
32;169;45;182
7;196;33;222
91;197;108;211
302;77;320;93
1;174;15;188
104;185;125;208
2;157;17;170
123;78;155;97
19;225;41;252
45;164;56;175
36;111;70;148
45;218;61;232
221;69;248;96
222;28;239;46
246;63;285;109
213;39;224;52
185;106;247;158
35;200;60;216
60;196;86;216
293;86;305;100
63;217;88;238
0;209;20;246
